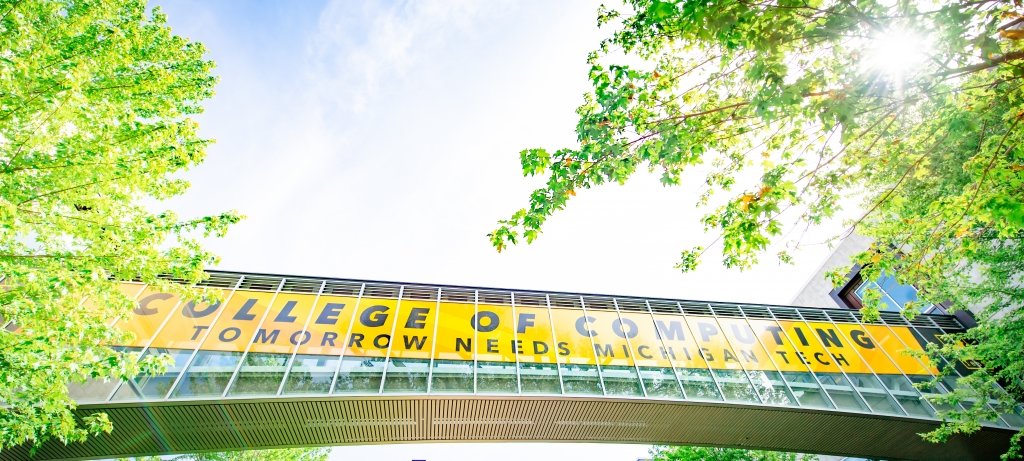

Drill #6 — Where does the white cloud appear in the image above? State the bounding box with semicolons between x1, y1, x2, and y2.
309;0;504;112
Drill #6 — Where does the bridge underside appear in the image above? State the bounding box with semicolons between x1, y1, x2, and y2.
1;396;1012;461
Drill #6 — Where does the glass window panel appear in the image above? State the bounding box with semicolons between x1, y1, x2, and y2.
838;323;936;417
518;363;561;394
650;312;720;401
515;306;561;394
908;374;959;413
592;309;645;397
560;364;603;395
476;361;518;394
856;281;896;311
602;365;643;396
878;274;922;309
639;367;682;399
333;356;385;394
171;351;242;398
878;374;933;418
746;318;835;409
112;348;194;401
847;373;904;415
70;346;141;403
282;354;338;395
226;352;289;396
382;358;429;393
677;368;722;401
1000;405;1024;428
747;370;798;406
68;379;120;403
430;359;474;393
940;375;1008;427
711;368;760;403
549;307;604;395
685;316;761;404
782;371;833;409
720;318;796;406
856;275;934;313
816;372;870;412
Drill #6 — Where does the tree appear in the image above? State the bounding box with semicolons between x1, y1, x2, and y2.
130;447;331;461
0;0;239;451
649;445;812;461
491;0;1024;457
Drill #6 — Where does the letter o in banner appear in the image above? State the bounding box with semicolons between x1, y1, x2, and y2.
290;330;311;346
611;318;638;339
219;327;241;343
471;311;500;333
575;316;597;337
183;301;220;318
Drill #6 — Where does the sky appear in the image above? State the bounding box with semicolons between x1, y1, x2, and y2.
152;1;845;460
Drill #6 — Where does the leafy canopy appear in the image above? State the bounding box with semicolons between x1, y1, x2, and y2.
491;0;1024;456
129;447;331;461
649;445;810;461
0;0;239;450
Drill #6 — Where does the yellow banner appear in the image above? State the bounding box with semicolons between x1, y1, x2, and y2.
110;284;938;375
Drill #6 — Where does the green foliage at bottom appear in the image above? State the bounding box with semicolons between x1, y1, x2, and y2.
649;445;814;461
128;447;330;461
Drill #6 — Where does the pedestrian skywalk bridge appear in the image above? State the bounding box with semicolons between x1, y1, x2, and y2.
1;271;1018;461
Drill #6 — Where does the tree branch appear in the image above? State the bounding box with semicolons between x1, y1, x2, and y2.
939;50;1024;78
17;176;125;206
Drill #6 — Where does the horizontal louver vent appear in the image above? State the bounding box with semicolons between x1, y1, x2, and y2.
513;293;547;307
363;283;401;299
582;297;615;311
324;281;362;296
402;286;438;301
239;276;281;291
196;273;241;288
710;305;743;318
679;302;712;316
478;290;511;305
613;298;646;312
549;295;582;309
440;288;474;303
739;306;773;319
281;278;322;293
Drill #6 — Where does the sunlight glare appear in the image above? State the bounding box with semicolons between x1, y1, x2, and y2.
861;28;929;81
